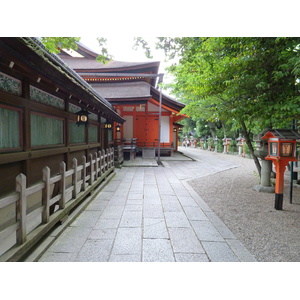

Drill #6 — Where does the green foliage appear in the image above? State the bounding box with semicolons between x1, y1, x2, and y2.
229;140;237;154
96;37;113;63
40;37;80;54
40;37;112;63
156;37;300;135
133;37;153;59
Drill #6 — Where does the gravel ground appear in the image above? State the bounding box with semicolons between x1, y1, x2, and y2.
187;151;300;262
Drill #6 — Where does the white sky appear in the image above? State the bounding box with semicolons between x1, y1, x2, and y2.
80;37;163;63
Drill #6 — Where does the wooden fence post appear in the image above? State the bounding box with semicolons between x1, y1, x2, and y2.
82;155;86;191
89;153;94;185
107;148;111;169
94;152;98;180
111;147;114;167
72;158;78;198
59;161;66;209
42;166;51;223
106;148;109;170
16;173;27;244
102;149;106;172
98;150;103;176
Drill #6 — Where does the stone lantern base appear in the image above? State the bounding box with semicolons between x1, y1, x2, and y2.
253;184;275;193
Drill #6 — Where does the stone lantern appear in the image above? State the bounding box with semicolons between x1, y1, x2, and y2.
253;131;274;194
236;134;246;157
222;137;232;154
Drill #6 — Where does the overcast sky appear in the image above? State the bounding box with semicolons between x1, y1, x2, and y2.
80;37;175;72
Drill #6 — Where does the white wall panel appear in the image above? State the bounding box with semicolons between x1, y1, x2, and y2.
124;115;133;138
161;116;170;143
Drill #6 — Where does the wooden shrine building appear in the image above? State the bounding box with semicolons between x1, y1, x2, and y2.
0;38;124;197
58;43;186;159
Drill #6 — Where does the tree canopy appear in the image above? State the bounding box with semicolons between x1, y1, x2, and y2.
40;37;112;63
148;37;300;174
157;37;300;128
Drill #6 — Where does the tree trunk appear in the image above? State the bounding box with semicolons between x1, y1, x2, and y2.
207;121;216;137
240;120;262;177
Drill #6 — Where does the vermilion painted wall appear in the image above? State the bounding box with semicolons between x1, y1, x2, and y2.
114;102;174;148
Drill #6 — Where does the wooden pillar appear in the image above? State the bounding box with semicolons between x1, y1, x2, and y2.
59;161;66;209
72;158;78;198
273;160;289;210
42;166;51;223
16;173;27;244
82;156;87;191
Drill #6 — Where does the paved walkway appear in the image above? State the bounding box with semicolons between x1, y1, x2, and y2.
37;147;256;262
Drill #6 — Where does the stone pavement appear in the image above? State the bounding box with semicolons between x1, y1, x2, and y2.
37;147;256;262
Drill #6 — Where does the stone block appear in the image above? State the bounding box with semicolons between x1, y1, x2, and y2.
94;218;120;229
183;207;209;221
75;239;114;262
169;227;205;254
39;252;78;262
225;239;257;262
143;218;169;239
142;239;175;262
47;227;91;253
143;204;164;218
202;241;240;262
111;228;142;255
191;220;225;242
205;211;236;239
175;253;209;262
100;205;124;219
88;228;117;240
164;211;190;228
177;196;199;207
70;211;100;228
109;254;141;262
119;210;143;227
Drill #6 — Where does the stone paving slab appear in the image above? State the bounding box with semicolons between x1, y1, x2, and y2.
143;239;175;262
144;219;168;240
112;227;142;255
202;241;240;262
38;149;256;262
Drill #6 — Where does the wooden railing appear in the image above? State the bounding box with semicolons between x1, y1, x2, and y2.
114;144;124;167
0;148;114;261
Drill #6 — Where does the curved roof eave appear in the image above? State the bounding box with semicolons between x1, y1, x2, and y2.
19;37;124;123
150;86;186;110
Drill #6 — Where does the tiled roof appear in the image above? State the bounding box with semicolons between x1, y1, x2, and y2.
262;129;300;140
19;38;124;122
91;81;151;98
61;56;160;71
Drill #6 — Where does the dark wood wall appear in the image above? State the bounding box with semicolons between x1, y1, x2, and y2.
0;62;104;197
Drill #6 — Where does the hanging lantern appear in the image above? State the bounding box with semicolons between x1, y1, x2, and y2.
76;109;90;126
104;121;112;129
116;124;121;132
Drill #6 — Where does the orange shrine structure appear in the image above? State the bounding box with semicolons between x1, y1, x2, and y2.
58;43;186;159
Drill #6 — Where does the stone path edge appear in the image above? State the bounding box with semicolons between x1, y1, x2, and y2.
182;180;257;262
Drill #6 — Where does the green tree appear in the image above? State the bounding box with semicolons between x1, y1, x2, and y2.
150;37;300;176
40;37;112;63
40;37;80;53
